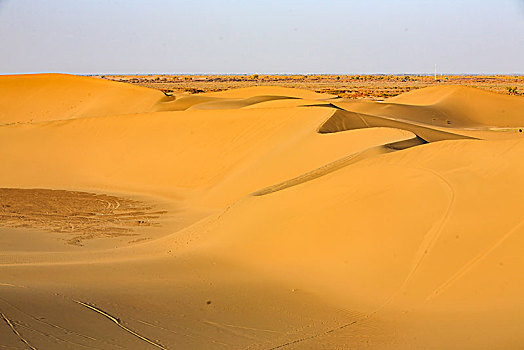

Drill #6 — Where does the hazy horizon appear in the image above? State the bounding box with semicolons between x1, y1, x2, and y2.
1;0;523;75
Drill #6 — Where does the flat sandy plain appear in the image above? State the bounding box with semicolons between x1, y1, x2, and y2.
0;73;524;349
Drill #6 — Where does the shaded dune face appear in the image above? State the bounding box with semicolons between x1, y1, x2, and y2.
0;74;524;349
318;109;475;142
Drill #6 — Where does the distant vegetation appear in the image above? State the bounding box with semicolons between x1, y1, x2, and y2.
98;74;524;100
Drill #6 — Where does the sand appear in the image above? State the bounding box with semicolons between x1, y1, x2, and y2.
0;73;523;349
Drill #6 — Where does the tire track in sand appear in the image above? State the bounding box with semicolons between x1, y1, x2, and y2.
1;311;37;350
73;300;168;350
427;218;524;301
395;167;456;294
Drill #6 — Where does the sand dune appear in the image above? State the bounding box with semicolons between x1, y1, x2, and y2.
335;85;524;128
1;74;523;349
0;74;170;124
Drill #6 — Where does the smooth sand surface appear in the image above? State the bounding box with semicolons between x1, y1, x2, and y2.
1;73;524;349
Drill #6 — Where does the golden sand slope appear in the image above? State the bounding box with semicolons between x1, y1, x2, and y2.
0;74;170;124
0;74;523;349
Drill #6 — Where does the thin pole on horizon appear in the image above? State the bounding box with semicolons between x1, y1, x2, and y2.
434;64;437;80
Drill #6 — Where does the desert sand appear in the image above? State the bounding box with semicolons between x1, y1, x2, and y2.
1;73;524;349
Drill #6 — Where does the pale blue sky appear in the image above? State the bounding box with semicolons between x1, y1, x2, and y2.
0;0;523;74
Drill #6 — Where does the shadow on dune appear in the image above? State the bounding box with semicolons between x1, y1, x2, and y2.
319;109;477;142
